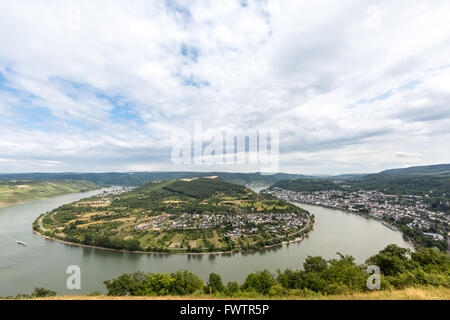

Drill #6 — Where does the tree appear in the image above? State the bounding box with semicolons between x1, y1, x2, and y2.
170;271;204;295
138;273;175;296
365;244;413;276
411;248;450;273
226;281;240;295
241;270;276;295
104;271;146;296
303;256;328;273
206;273;225;294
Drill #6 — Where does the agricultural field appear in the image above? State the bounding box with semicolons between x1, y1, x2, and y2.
33;178;312;253
0;180;99;207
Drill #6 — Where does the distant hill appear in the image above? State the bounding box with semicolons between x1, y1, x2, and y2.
328;173;370;180
269;164;450;198
371;164;450;178
349;164;450;197
0;180;98;207
270;179;342;192
0;172;313;187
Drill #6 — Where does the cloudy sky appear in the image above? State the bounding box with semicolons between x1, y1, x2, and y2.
0;0;449;175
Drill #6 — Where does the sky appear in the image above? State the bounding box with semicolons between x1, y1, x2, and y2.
0;0;449;175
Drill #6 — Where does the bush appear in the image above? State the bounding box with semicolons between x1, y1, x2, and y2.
268;285;289;297
104;271;147;296
241;270;276;295
226;281;240;296
138;273;175;296
206;273;225;294
31;287;56;298
170;271;204;296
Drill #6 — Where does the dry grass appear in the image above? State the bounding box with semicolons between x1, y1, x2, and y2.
14;287;450;301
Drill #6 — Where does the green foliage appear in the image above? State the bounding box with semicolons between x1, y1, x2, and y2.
170;271;204;296
82;234;141;251
225;281;240;296
31;287;57;298
303;256;328;273
163;178;248;199
271;179;341;192
206;273;225;294
102;245;450;298
411;248;450;273
103;271;147;296
365;244;414;276
138;273;176;296
104;270;205;297
241;270;276;295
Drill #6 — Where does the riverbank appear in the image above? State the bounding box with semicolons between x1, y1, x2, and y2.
291;201;417;250
32;211;316;256
0;180;99;208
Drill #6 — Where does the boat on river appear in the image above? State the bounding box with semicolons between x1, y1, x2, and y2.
381;222;398;232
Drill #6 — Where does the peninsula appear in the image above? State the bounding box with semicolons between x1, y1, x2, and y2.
33;178;312;253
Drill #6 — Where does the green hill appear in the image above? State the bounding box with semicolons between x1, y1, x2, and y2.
270;179;342;192
33;178;311;253
270;164;450;198
377;164;450;177
0;180;99;207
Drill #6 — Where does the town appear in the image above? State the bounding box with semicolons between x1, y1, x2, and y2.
263;187;449;250
134;212;306;239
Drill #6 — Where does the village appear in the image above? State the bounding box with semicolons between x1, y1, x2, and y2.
134;211;306;239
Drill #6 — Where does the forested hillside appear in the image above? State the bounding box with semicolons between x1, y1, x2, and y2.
0;172;312;187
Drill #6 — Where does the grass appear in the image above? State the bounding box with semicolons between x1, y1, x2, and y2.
16;287;450;300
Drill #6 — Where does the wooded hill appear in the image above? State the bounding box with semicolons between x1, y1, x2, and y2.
0;172;312;187
34;178;309;253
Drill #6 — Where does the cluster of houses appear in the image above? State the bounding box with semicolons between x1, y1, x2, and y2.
265;188;449;241
134;212;306;239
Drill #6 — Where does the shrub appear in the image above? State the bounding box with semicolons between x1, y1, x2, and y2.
170;271;204;295
206;273;225;294
241;270;276;295
31;287;56;298
226;281;240;296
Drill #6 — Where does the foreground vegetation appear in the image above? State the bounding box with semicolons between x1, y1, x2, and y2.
100;245;449;298
8;287;450;300
33;178;310;253
0;180;98;207
6;244;447;300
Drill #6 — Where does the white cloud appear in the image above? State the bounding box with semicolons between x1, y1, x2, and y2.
0;0;449;174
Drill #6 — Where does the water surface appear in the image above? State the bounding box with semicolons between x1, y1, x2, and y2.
0;191;412;296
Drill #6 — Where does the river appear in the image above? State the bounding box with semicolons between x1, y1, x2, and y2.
0;189;413;296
